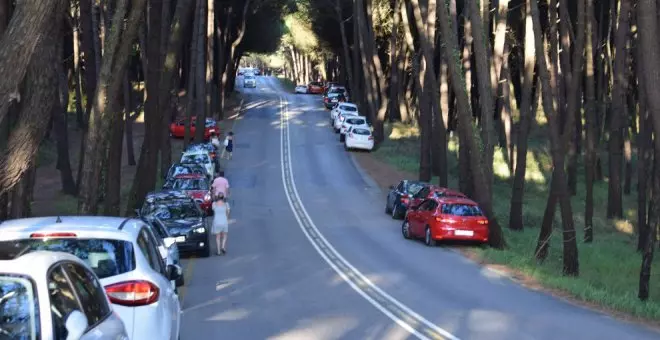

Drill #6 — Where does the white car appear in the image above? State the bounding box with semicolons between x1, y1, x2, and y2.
295;85;308;94
339;115;369;142
333;111;358;133
181;150;215;178
345;126;375;151
330;103;358;122
244;75;257;88
0;251;129;340
0;216;183;340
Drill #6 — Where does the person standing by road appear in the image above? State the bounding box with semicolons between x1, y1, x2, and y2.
221;132;234;160
211;193;230;255
212;170;230;198
209;132;222;173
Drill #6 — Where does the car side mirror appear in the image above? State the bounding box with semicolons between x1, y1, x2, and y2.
167;264;183;281
163;237;176;248
64;310;88;340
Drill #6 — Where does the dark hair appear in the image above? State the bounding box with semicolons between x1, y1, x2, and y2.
215;193;225;201
218;170;225;177
228;131;234;136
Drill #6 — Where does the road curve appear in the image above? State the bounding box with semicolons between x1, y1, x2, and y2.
179;76;659;340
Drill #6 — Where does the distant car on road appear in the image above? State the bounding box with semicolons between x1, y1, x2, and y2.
402;197;489;246
330;103;358;123
165;162;210;182
0;250;129;340
244;75;257;88
333;110;359;133
0;216;184;340
307;81;324;94
185;142;218;161
295;84;308;94
169;116;219;140
324;91;346;109
140;193;211;257
180;149;216;178
407;184;468;211
344;126;374;152
385;180;428;219
339;115;369;142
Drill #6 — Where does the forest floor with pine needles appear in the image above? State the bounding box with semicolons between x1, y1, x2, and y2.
353;121;660;325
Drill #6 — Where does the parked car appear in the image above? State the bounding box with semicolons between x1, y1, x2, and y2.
408;185;468;210
165;162;210;182
0;216;183;340
323;91;347;109
142;217;183;287
295;85;308;94
333;111;359;133
180;150;216;178
307;81;324;94
330;103;358;123
344;126;374;151
169;116;219;140
323;82;341;95
140;193;211;257
0;250;129;340
339;115;369;142
385;180;428;219
244;75;257;88
402;197;489;246
162;173;213;215
185;142;218;161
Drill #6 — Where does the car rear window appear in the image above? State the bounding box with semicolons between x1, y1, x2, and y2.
0;239;135;279
0;275;38;339
433;191;464;199
169;178;209;190
441;204;484;217
181;154;209;164
340;106;357;112
352;128;371;135
346;118;365;125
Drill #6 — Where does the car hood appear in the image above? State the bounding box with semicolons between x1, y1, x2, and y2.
161;218;203;235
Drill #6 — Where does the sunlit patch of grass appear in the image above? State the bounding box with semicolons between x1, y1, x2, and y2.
372;121;660;320
388;122;420;139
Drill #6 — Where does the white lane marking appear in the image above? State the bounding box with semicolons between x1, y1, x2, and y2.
278;97;460;340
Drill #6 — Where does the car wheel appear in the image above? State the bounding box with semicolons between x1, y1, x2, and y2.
339;134;345;142
425;227;437;247
402;220;411;239
385;200;392;214
200;244;211;258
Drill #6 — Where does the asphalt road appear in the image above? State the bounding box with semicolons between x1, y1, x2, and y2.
178;76;659;340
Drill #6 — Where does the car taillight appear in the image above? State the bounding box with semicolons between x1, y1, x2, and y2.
30;232;77;238
368;136;374;140
477;219;488;225
436;218;457;223
105;280;159;307
400;194;409;204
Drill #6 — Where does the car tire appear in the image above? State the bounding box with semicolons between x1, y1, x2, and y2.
339;134;345;142
425;227;437;247
385;201;392;214
402;220;412;239
200;244;211;258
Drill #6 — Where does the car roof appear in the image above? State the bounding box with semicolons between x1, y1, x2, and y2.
175;162;204;168
0;216;144;242
182;150;209;156
145;190;191;201
339;103;357;108
434;197;479;206
174;173;206;179
0;251;89;276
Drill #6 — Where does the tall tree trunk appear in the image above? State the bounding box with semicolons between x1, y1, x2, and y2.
336;0;354;95
0;0;63;196
78;0;149;214
193;0;207;143
584;0;596;243
184;0;201;149
71;3;85;128
509;0;535;231
530;0;579;275
607;0;632;219
437;0;505;249
55;36;77;195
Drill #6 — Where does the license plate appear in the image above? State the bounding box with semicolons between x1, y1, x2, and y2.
175;236;186;243
454;230;474;236
331;99;338;102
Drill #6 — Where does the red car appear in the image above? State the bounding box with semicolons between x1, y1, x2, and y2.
163;174;212;214
307;82;325;94
402;197;489;246
408;185;467;209
169;116;219;140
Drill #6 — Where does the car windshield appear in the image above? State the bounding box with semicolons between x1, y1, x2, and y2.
433;191;464;199
330;88;346;94
144;201;201;220
0;276;38;340
441;204;484;217
181;154;209;164
346;118;365;125
169;165;204;177
245;76;255;80
405;182;426;195
205;120;216;128
352;128;371;135
0;239;135;279
168;178;209;190
340;106;357;112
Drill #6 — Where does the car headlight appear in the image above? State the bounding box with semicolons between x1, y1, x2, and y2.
193;225;206;234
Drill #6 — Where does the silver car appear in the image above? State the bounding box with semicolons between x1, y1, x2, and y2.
244;75;257;88
0;250;128;340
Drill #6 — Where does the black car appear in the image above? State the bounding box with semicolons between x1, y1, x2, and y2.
385;180;428;219
165;163;210;181
139;190;210;257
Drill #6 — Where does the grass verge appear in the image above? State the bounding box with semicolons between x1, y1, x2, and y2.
277;75;296;92
370;122;660;322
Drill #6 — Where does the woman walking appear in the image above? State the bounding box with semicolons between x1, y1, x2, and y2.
221;131;234;160
211;193;230;255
